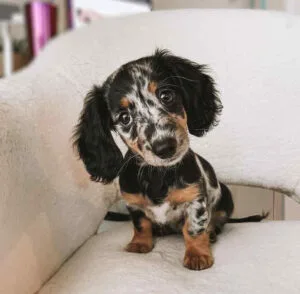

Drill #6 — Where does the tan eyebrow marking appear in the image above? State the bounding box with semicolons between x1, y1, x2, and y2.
171;110;188;130
147;81;157;94
120;97;130;108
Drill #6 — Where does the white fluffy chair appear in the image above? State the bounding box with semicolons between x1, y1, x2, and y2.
1;9;300;294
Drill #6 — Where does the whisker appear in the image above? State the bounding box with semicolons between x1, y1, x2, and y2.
138;164;147;183
157;82;180;89
117;154;138;176
162;75;198;83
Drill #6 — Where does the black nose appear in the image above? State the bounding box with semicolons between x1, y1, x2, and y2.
152;137;177;159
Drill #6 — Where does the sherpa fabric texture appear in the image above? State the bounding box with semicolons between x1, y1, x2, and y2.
1;8;300;294
40;222;300;294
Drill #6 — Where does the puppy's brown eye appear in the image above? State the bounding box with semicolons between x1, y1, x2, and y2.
118;112;131;126
159;90;174;104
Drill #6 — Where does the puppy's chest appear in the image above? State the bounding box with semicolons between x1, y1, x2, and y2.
141;172;185;224
144;201;186;225
119;151;201;225
121;172;185;224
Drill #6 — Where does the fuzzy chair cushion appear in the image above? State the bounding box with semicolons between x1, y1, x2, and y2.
39;221;300;294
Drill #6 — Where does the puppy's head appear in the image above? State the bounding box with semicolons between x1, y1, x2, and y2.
74;49;222;183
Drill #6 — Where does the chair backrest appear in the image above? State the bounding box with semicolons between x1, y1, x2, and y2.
1;9;300;294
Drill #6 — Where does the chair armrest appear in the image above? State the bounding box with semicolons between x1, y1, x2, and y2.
0;64;118;294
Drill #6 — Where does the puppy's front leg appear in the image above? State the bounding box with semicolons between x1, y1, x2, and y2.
183;199;214;270
126;208;153;254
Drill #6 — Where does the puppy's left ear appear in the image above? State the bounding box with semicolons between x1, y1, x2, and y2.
73;86;123;184
157;51;222;136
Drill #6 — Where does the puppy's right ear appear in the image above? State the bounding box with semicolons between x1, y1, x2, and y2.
73;86;123;184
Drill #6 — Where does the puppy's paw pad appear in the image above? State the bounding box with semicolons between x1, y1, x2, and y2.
183;251;214;270
126;242;153;253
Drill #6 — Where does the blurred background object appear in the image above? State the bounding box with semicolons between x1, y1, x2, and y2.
0;0;151;78
0;0;299;78
25;1;57;57
74;0;150;27
0;3;20;77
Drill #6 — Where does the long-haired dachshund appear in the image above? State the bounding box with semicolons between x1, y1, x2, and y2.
73;49;266;271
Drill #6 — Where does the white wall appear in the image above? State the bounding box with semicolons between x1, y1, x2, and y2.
152;0;300;14
285;197;300;220
152;0;251;10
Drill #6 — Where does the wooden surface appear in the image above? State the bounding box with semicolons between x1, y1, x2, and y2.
284;196;300;220
229;185;276;220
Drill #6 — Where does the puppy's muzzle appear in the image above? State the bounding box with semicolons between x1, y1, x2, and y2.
151;137;177;159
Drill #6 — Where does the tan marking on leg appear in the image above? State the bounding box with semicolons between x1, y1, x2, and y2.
120;97;130;108
166;184;199;204
122;192;150;207
182;221;214;270
147;81;157;94
126;218;153;253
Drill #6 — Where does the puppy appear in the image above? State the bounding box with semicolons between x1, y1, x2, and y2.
74;49;265;270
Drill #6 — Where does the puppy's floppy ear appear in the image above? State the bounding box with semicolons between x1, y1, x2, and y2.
156;50;222;137
73;86;123;184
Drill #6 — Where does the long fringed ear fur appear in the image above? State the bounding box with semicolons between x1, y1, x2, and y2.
155;50;222;137
73;86;123;184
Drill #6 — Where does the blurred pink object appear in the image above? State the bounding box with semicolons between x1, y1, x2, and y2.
25;1;57;57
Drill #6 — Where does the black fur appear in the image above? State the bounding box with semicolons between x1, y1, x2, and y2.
216;183;235;217
127;207;145;232
73;86;123;184
197;155;219;188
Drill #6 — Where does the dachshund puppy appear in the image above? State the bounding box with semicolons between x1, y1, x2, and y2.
74;49;265;270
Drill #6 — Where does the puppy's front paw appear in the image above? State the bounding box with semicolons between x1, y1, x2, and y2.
126;242;153;253
183;247;214;270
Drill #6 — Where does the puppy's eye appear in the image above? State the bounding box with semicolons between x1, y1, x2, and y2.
118;112;131;126
158;90;174;104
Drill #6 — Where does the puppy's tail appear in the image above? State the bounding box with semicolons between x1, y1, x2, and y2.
104;211;131;221
228;211;269;223
105;211;270;223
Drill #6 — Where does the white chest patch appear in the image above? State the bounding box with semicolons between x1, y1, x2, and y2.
145;202;186;224
147;202;170;223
